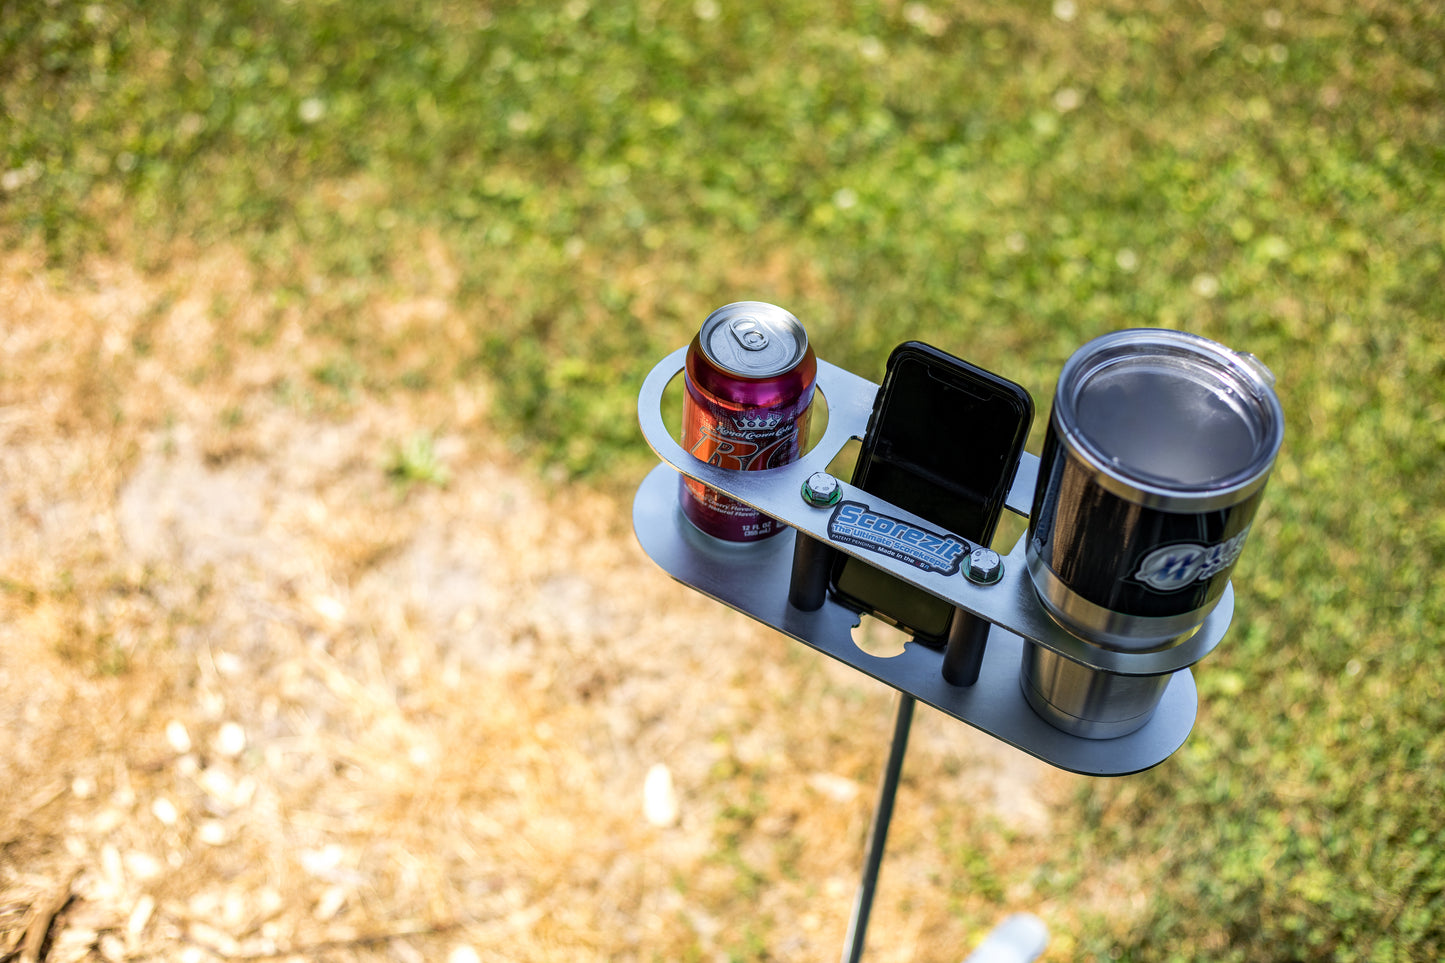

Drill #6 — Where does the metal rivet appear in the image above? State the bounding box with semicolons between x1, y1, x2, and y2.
801;472;841;508
964;548;1004;585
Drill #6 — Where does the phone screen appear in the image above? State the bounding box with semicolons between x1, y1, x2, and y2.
832;345;1032;644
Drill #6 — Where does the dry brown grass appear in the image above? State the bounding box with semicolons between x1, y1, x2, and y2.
0;244;1113;962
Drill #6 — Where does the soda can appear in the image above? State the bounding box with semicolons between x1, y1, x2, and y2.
1022;329;1284;737
679;302;817;541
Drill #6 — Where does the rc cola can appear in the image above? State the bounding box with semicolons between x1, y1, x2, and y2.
1021;329;1284;738
679;302;817;541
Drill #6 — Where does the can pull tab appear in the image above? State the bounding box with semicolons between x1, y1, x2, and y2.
729;318;769;351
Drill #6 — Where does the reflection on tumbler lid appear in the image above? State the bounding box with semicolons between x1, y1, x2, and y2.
1056;329;1284;500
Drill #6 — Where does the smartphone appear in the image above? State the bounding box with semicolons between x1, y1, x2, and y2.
829;342;1033;647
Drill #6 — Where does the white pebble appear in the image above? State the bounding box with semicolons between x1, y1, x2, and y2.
198;821;230;846
301;844;346;878
807;772;861;803
215;722;247;758
127;895;156;938
124;851;163;880
311;594;346;622
643;763;680;828
151;797;179;827
197;767;236;804
165;720;192;754
99;933;127;962
314;885;347;921
101;845;125;887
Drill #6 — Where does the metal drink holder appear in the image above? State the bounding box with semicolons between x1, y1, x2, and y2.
633;347;1233;961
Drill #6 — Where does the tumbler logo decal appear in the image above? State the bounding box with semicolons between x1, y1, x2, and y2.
828;502;968;575
1132;528;1251;591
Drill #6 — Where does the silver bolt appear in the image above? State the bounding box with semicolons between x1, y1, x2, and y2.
964;548;1004;585
800;472;841;508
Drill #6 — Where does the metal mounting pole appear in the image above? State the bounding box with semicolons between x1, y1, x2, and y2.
841;692;916;963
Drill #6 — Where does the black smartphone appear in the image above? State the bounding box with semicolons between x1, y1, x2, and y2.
829;341;1033;647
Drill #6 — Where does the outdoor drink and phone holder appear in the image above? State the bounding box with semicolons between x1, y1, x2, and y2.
632;331;1281;962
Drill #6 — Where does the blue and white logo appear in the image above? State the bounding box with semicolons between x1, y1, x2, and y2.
1132;528;1251;591
827;501;968;575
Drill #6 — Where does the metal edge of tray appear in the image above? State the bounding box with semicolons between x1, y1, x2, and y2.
631;462;1198;777
637;349;1232;678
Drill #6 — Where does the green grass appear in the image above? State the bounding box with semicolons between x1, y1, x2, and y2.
4;1;1443;958
386;431;451;491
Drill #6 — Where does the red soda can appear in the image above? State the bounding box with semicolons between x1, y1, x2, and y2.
679;302;817;541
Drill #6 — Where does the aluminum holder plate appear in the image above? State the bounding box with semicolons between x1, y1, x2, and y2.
632;464;1198;776
637;348;1231;676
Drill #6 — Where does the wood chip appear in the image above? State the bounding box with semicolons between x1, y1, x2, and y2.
19;869;78;963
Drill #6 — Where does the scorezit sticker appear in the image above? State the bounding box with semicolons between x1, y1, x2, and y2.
827;501;967;576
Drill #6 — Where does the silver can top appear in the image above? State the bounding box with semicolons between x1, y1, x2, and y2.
1055;329;1284;509
698;302;810;379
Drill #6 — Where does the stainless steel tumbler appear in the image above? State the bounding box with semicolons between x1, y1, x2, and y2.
1022;329;1284;738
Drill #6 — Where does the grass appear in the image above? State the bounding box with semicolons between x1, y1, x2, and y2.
386;432;451;491
4;0;1443;959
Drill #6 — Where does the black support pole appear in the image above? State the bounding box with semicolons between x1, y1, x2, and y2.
840;692;915;963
